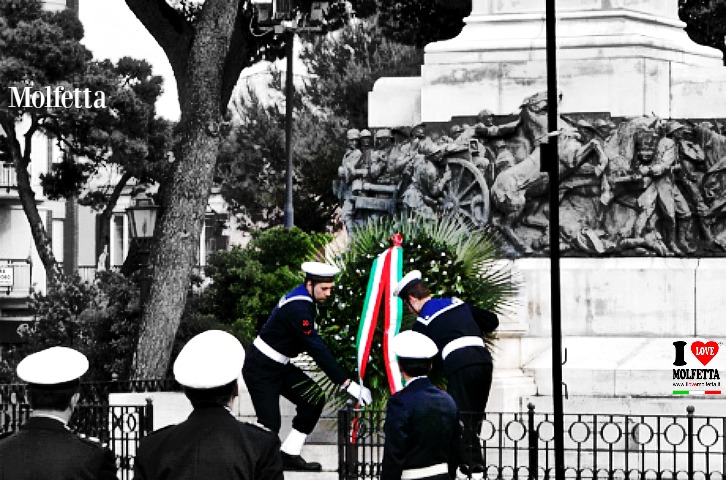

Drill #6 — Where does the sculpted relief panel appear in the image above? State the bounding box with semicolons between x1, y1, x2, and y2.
334;91;726;257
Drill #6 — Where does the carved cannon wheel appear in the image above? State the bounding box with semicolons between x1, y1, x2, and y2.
440;158;490;226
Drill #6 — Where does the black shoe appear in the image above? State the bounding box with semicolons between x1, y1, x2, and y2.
281;451;322;471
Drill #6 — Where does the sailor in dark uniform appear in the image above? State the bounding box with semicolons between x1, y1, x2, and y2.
0;347;117;480
134;330;283;480
393;270;499;479
242;261;373;471
382;330;459;480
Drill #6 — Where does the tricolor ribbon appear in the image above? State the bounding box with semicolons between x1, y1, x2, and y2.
355;233;404;395
351;234;404;442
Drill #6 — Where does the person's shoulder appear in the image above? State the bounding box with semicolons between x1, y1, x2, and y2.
73;434;114;454
237;421;280;445
137;424;176;446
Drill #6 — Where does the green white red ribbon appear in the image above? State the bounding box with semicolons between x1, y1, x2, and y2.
355;234;404;395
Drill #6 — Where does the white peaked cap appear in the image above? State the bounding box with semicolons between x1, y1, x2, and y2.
174;330;245;389
393;331;438;359
392;270;422;298
301;261;340;279
17;346;89;385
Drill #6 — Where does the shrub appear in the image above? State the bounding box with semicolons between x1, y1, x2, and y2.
200;226;333;346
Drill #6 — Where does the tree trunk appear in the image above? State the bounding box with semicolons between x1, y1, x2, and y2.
131;1;239;379
3;119;63;286
96;171;132;266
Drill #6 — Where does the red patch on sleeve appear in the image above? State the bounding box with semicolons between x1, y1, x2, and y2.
302;319;313;335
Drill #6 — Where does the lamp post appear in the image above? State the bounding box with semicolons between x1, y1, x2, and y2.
125;192;159;305
251;1;336;228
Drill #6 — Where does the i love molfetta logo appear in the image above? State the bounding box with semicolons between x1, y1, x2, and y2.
672;340;722;395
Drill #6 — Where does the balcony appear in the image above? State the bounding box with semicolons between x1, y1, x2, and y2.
0;164;19;201
0;259;32;299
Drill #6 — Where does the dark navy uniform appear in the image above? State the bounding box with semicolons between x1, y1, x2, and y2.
381;377;459;480
243;284;349;434
412;297;499;470
133;405;283;480
0;416;117;480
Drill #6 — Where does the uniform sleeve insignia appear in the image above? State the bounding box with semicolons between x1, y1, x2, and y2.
302;319;313;335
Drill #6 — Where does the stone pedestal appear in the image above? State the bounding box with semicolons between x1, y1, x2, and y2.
367;0;726;411
369;0;726;127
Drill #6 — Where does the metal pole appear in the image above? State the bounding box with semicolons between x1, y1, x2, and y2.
283;29;295;228
545;1;565;479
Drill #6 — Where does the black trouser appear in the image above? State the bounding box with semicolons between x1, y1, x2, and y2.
446;362;494;468
242;345;325;434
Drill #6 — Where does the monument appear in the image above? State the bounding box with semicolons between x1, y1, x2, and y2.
357;0;726;413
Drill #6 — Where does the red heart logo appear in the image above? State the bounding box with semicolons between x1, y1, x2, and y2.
691;341;719;366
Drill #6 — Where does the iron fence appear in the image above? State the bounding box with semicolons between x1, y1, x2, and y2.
1;400;153;480
338;403;726;479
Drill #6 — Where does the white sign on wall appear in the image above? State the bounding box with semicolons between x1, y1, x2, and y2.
0;266;14;288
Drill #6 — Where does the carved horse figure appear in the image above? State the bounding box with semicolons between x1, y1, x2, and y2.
489;91;600;252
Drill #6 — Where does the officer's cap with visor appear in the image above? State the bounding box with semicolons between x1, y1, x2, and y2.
302;261;340;283
392;331;438;360
392;270;422;299
174;330;245;389
17;346;89;388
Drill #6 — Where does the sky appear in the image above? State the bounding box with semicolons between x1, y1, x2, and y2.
78;0;310;123
79;0;180;121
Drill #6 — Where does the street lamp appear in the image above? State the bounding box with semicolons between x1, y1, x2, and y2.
126;192;159;263
251;1;348;228
125;192;159;304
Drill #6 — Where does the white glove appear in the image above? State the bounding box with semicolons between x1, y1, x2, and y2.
346;381;373;406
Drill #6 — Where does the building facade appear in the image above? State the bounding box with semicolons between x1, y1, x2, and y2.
0;0;229;347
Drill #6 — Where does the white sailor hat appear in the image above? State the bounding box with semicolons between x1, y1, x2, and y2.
302;261;340;281
392;270;422;298
173;330;245;389
393;331;438;359
17;346;89;385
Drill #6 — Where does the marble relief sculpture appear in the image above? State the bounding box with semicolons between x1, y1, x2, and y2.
335;91;726;257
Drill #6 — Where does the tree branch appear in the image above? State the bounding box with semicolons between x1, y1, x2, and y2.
221;2;254;110
23;116;40;168
124;0;193;90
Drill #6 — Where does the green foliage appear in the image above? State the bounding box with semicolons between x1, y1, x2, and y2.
0;271;215;383
300;20;424;128
17;271;141;382
679;0;726;64
315;212;517;408
374;0;472;48
219;20;423;230
199;227;332;345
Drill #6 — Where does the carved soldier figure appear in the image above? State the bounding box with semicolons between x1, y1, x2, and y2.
401;154;452;218
409;123;441;158
338;128;363;232
386;127;413;180
474;109;520;140
492;139;516;178
371;128;393;184
594;118;616;142
359;129;374;175
633;121;693;255
672;122;722;251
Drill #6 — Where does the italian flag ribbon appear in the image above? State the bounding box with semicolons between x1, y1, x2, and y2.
355;233;404;395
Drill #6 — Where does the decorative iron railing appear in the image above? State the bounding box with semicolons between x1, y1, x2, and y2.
338;403;726;479
0;401;154;480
